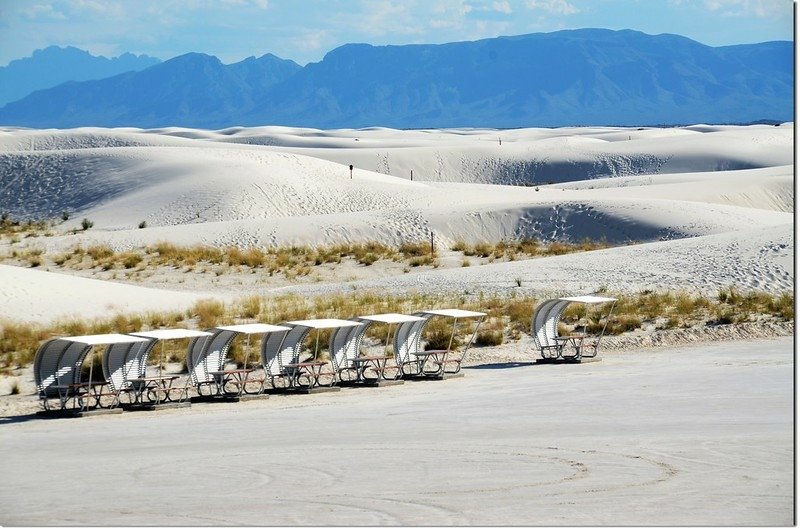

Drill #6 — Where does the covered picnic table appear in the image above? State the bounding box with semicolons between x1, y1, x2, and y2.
128;328;213;406
33;333;151;413
531;295;618;362
210;323;292;396
281;319;363;391
331;313;426;386
186;323;291;399
393;308;487;379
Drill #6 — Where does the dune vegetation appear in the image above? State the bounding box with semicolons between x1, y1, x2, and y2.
1;234;624;278
0;287;792;373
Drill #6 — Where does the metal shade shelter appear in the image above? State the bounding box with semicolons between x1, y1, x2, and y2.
278;319;363;389
531;295;618;362
33;333;150;412
185;324;291;397
128;329;213;404
330;313;426;384
392;309;487;379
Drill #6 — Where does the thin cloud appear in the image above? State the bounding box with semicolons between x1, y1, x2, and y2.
703;0;785;18
525;0;579;15
22;3;66;20
492;1;513;13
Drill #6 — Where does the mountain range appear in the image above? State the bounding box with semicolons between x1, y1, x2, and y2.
0;46;160;107
0;29;792;129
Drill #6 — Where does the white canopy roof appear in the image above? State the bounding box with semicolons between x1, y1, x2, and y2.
286;319;363;329
558;296;618;304
61;333;150;345
130;329;213;340
214;323;292;334
358;313;426;324
423;309;487;318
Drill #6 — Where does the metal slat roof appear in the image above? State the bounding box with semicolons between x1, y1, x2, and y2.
558;296;618;304
358;313;426;324
61;333;151;345
130;329;214;340
214;324;292;334
422;309;487;318
286;319;363;329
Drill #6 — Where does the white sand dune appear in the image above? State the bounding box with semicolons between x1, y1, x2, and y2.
0;123;792;322
275;223;794;300
0;264;212;323
0;124;793;528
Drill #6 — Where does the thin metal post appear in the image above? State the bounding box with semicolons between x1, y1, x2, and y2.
598;301;617;339
446;318;457;353
243;333;250;371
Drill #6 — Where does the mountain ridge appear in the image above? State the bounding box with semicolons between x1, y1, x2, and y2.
0;45;161;107
0;29;792;129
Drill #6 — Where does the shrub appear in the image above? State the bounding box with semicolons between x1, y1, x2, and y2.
121;252;143;269
358;253;379;266
61;211;70;221
192;299;225;328
603;315;642;335
422;318;463;351
87;245;114;261
475;328;503;346
768;292;794;320
138;221;147;229
239;296;261;319
451;240;468;252
399;241;431;258
81;218;94;231
409;255;435;267
471;242;493;258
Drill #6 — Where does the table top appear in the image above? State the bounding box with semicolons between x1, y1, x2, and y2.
353;354;390;362
413;350;449;356
52;382;106;389
208;369;254;375
129;375;180;382
284;361;328;368
555;334;587;340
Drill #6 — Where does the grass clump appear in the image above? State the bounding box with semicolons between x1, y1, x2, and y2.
191;299;226;329
453;238;613;261
475;318;504;347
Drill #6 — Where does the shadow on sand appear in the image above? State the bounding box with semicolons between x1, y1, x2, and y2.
0;412;78;425
464;361;539;370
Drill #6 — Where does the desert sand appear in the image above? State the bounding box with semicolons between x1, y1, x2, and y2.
0;123;793;525
0;336;792;525
0;123;793;321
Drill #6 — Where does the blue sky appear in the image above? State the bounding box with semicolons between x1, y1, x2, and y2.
0;0;793;66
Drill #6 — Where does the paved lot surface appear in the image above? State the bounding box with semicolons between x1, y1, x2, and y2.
0;336;793;526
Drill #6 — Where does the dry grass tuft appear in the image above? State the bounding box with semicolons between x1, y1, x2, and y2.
191;299;226;329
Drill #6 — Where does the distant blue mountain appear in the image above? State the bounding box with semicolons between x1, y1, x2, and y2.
0;29;792;128
0;52;301;128
0;45;161;107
